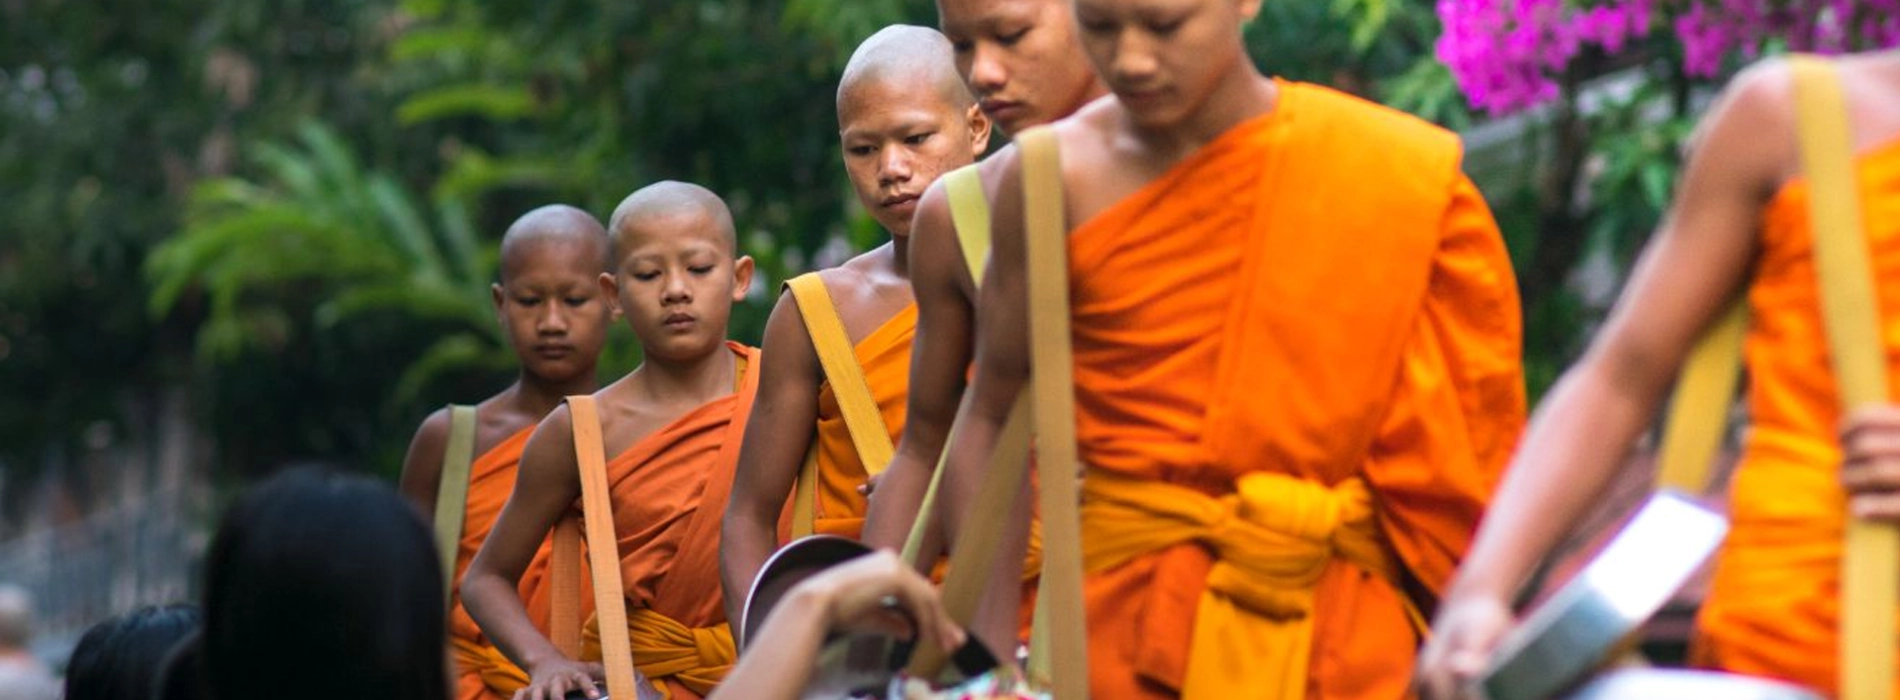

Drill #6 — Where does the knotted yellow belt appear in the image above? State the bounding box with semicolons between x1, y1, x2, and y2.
1082;470;1416;699
582;608;735;699
449;635;531;694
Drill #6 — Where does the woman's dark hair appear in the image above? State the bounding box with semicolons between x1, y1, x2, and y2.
201;467;447;700
64;604;201;700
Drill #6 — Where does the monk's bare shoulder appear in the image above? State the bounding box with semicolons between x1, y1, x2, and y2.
398;406;454;510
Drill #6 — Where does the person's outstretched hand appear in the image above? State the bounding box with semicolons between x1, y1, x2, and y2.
807;549;964;651
1414;595;1514;700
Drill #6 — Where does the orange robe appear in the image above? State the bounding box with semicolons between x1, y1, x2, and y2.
579;342;760;700
1066;81;1524;699
809;303;915;538
449;426;594;700
1696;134;1900;697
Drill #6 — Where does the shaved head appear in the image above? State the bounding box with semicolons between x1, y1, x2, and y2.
498;204;611;281
607;180;738;262
837;25;974;115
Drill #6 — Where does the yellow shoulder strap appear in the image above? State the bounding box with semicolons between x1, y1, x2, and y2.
1791;54;1898;700
565;396;641;700
785;274;898;475
433;404;477;606
1653;304;1747;493
1018;126;1090;697
945;165;992;286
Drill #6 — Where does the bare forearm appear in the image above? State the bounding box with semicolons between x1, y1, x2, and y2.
1444;360;1666;605
719;506;780;633
707;589;830;700
462;567;566;671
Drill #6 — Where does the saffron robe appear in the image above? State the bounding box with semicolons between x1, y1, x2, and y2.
449;426;594;700
1066;81;1525;699
809;303;915;538
1696;134;1900;697
578;342;760;700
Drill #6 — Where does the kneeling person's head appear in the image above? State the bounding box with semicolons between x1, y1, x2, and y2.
605;182;754;363
838;25;992;238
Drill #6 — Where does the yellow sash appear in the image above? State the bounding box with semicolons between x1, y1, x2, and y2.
1081;471;1410;698
582;609;735;699
449;635;531;694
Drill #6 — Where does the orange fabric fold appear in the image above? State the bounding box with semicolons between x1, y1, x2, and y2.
577;342;759;700
1695;134;1900;697
810;303;915;538
1065;81;1523;699
448;426;595;700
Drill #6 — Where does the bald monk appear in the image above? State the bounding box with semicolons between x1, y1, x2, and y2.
943;0;1526;695
399;205;613;700
463;181;759;700
718;25;990;630
1417;52;1900;699
856;0;1108;650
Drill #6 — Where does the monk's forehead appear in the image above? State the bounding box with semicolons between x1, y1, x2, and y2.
614;214;735;261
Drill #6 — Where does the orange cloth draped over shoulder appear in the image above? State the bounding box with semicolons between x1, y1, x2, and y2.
576;342;759;700
1067;81;1524;700
1695;134;1900;697
809;303;915;537
448;426;595;700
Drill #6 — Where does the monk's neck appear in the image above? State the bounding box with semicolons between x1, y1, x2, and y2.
1130;66;1276;157
888;236;910;279
630;345;737;406
510;371;597;417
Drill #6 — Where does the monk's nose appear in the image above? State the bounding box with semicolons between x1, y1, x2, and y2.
968;42;1007;94
538;303;569;335
879;147;913;185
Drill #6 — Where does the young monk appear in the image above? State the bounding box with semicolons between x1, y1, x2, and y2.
1415;52;1900;699
398;205;612;700
718;24;990;629
462;181;758;700
856;0;1108;646
943;0;1526;695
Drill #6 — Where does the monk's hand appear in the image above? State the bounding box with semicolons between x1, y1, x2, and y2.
800;549;965;652
1840;404;1900;524
1414;595;1511;700
517;657;605;700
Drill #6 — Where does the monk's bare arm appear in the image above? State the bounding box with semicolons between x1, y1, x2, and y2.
942;149;1034;654
720;292;824;630
861;179;977;551
1418;63;1787;699
397;407;452;519
463;406;598;696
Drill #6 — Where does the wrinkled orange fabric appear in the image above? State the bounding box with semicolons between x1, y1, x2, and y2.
1696;134;1900;698
1065;81;1523;699
575;342;758;700
809;303;915;538
448;426;595;700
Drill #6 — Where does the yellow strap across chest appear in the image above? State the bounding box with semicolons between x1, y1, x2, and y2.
566;396;644;700
784;274;896;539
1791;55;1898;700
433;404;477;606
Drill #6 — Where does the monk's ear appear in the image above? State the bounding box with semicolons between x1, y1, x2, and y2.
491;282;506;315
966;103;993;157
599;271;624;320
730;255;756;303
